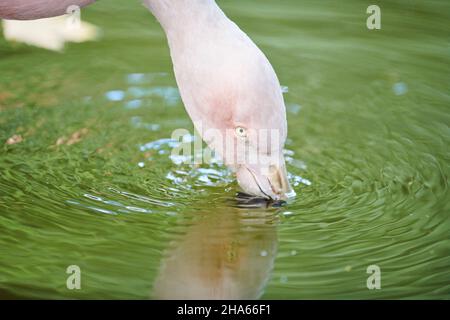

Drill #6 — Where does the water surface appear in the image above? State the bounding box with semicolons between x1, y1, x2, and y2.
0;0;449;299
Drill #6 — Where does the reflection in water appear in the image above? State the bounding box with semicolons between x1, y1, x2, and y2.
152;206;278;299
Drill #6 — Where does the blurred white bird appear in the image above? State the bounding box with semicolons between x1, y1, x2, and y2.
2;14;99;51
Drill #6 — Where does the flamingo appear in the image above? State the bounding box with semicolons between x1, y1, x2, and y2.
0;0;294;201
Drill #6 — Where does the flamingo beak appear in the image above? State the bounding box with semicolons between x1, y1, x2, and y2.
236;160;295;201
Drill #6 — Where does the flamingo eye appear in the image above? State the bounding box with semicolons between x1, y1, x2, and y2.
235;126;247;138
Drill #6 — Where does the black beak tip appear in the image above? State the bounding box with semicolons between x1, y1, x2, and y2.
235;192;287;208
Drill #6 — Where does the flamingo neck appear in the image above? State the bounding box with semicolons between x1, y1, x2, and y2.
144;0;226;36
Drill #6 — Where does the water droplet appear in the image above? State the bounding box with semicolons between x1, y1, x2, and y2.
84;194;102;201
289;173;312;186
126;73;146;84
393;82;408;96
127;86;146;98
182;133;196;143
131;116;160;131
283;149;295;156
88;206;116;215
139;138;180;152
105;90;125;101
125;99;142;109
287;103;301;115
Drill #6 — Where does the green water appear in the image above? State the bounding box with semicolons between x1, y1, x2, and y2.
0;0;449;299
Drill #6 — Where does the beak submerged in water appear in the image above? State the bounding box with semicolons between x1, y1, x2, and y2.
236;160;295;201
